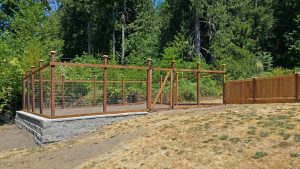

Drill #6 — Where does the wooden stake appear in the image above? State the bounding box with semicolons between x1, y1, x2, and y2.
22;74;26;110
146;58;152;110
170;61;175;109
26;71;30;112
31;66;35;113
50;51;56;117
39;60;44;114
103;55;108;112
122;75;125;104
197;63;201;106
176;73;179;105
93;75;96;106
295;73;299;101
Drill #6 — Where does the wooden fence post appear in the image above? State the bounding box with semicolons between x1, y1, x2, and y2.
93;75;96;106
39;60;44;114
31;66;35;113
26;71;30;112
146;58;152;110
170;61;175;109
61;74;65;109
252;77;257;103
159;76;163;104
50;51;56;117
122;75;125;104
22;74;26;110
295;72;299;101
197;63;201;106
222;64;226;104
103;55;108;113
176;73;179;105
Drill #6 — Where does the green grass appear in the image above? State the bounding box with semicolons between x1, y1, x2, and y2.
252;151;267;159
219;135;229;140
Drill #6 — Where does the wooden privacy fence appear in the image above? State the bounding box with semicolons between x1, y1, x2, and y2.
22;51;226;119
224;74;300;104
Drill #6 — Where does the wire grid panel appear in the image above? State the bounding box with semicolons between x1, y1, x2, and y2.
52;65;105;115
199;73;223;104
176;71;198;105
107;68;147;112
33;71;41;112
151;70;170;109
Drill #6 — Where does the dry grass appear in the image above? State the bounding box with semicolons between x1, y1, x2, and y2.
78;104;300;169
1;104;300;169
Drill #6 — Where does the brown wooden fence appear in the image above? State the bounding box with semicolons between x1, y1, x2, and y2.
22;51;225;119
224;74;300;104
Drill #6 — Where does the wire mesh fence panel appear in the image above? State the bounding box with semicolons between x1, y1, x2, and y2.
33;71;41;113
107;68;147;112
176;71;198;105
50;65;105;116
151;70;170;109
21;54;226;118
199;73;223;104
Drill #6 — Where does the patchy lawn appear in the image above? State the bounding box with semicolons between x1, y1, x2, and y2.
1;104;300;169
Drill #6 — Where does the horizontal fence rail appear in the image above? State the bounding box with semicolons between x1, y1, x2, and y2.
22;51;225;119
224;74;300;104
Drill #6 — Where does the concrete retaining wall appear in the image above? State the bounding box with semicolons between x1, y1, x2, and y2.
15;111;147;145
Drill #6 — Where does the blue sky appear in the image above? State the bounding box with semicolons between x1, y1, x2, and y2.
49;0;164;11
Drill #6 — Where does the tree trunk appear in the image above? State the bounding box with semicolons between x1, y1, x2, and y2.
112;3;116;58
87;20;91;55
121;0;126;65
194;16;204;60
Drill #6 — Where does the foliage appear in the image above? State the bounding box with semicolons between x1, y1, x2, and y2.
0;1;62;121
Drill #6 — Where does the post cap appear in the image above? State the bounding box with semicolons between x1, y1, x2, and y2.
147;58;152;61
171;60;176;63
122;75;125;78
93;75;96;77
102;55;109;58
39;60;43;62
253;77;257;79
221;64;226;66
31;66;35;68
50;51;56;54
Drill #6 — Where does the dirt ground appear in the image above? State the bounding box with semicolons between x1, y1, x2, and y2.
1;103;300;169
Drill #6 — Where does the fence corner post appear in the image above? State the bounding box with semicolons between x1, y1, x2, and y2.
170;60;175;109
295;72;299;101
22;73;26;111
31;66;35;113
197;63;201;106
26;71;30;112
252;77;257;103
39;60;44;114
50;50;56;118
222;64;226;104
146;58;152;111
102;55;108;113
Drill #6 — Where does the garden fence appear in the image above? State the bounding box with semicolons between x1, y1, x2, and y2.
22;51;225;118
